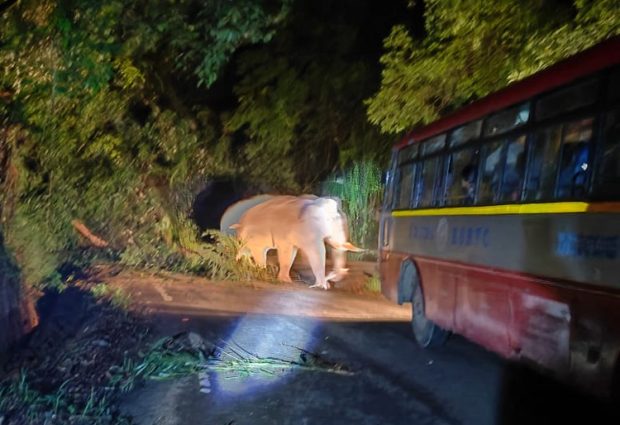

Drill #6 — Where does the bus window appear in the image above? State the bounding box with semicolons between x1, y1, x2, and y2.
416;157;440;207
449;120;482;148
421;134;446;156
499;135;527;202
399;143;418;164
535;78;599;121
594;109;620;199
395;164;415;209
478;141;503;204
524;125;563;201
483;102;530;137
383;167;395;210
556;118;594;199
445;147;480;205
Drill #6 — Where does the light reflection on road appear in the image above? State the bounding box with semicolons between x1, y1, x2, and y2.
201;295;321;399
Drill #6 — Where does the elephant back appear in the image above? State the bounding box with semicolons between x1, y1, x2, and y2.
220;194;275;235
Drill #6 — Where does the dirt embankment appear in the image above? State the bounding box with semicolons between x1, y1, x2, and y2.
0;239;38;356
0;267;150;425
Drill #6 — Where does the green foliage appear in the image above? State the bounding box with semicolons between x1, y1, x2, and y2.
90;283;131;310
110;337;206;393
199;230;277;282
367;0;620;134
364;274;382;293
225;1;392;191
0;0;402;289
322;161;383;250
0;371;126;425
0;0;292;287
4;203;72;289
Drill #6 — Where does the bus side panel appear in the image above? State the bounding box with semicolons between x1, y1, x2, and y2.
509;279;571;372
412;257;457;332
411;255;620;395
378;250;405;303
509;275;620;395
389;213;620;292
568;291;620;396
416;257;513;357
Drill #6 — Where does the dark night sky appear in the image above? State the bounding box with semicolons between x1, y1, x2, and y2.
197;0;422;111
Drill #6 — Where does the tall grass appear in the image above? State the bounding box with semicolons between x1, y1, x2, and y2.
322;161;383;252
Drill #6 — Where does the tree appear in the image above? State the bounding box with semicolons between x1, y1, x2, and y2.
366;0;620;134
224;0;395;191
0;0;291;285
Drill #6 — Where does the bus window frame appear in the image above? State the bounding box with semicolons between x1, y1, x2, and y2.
383;150;398;211
591;67;620;200
416;134;448;208
412;154;443;208
441;142;482;206
388;67;619;211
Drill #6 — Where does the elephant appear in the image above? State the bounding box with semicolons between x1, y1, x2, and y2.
231;195;363;289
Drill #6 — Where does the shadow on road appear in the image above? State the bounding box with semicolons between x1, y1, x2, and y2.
498;363;619;425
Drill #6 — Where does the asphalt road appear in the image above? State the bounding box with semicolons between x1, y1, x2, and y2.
114;271;619;425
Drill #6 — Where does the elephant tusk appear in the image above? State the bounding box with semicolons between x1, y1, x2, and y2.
342;242;365;252
325;238;364;252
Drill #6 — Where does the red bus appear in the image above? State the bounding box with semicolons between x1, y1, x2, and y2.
378;37;620;397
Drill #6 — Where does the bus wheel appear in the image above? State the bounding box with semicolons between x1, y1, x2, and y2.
411;283;448;348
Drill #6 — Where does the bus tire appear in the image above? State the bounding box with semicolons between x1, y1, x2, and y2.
411;283;449;348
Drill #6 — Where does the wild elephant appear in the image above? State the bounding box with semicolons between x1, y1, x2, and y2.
232;195;363;289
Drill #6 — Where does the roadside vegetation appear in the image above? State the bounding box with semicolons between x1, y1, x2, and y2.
322;161;383;254
1;0;616;293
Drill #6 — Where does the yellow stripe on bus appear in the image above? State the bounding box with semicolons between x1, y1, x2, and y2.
391;202;620;217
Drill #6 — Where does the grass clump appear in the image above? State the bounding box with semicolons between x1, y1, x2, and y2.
0;370;127;425
109;332;353;394
89;283;131;310
109;334;207;393
322;161;383;252
199;230;277;282
364;274;382;293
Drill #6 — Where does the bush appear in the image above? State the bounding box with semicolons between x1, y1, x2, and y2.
322;161;383;252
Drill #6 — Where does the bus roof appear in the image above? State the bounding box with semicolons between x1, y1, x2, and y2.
395;36;620;150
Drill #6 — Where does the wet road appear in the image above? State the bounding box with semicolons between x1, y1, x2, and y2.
114;271;619;425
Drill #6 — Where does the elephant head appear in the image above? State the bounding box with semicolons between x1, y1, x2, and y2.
298;197;364;288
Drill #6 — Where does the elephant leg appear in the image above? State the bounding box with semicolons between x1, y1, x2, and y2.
276;244;297;283
306;242;330;290
249;244;269;268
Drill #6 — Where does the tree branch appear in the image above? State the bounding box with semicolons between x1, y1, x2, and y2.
71;220;109;248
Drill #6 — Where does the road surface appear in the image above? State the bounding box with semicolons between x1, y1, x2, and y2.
111;270;618;425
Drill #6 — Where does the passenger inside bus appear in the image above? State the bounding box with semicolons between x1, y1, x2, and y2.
460;163;478;204
501;151;526;201
557;118;593;198
499;137;527;201
557;141;590;198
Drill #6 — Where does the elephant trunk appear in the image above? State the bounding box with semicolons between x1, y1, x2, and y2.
327;248;348;282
